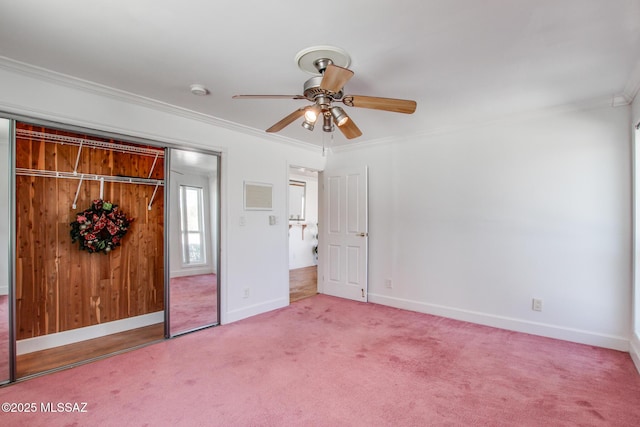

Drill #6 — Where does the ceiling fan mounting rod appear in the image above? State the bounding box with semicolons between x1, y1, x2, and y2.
313;58;333;74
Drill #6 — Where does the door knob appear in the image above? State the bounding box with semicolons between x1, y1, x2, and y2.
356;232;368;237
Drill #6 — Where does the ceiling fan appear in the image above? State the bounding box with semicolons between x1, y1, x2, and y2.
233;47;417;140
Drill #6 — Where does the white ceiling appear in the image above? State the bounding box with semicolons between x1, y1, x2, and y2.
1;0;639;147
171;148;218;176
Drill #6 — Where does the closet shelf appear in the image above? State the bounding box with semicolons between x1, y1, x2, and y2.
16;168;164;186
16;129;165;158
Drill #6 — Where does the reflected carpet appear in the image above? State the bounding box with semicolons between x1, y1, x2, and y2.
169;274;218;334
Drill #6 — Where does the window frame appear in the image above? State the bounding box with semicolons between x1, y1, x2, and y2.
179;184;206;266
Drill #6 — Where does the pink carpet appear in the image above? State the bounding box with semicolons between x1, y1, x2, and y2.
1;294;639;426
169;274;218;335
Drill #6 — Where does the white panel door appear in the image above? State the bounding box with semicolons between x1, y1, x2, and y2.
321;166;368;302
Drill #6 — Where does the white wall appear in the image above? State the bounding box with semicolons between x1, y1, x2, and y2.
631;96;640;371
288;172;318;270
0;61;326;326
327;103;632;350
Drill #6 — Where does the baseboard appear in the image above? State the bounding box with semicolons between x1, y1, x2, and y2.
170;267;215;278
17;311;164;355
369;293;629;352
631;333;640;375
224;297;288;324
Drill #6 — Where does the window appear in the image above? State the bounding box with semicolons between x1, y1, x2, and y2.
179;185;206;265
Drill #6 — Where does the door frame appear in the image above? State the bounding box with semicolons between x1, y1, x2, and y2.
165;147;222;337
287;164;321;300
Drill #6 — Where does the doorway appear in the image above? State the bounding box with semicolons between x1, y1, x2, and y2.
168;149;220;336
288;167;319;302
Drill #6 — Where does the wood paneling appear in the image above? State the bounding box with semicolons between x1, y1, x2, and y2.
15;123;165;340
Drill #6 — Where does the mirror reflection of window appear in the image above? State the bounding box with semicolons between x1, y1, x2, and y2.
179;185;205;265
289;180;306;221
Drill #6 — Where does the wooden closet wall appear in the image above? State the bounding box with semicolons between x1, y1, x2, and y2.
15;122;165;340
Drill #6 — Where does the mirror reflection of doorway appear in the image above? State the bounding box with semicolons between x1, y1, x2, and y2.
168;149;220;336
288;167;319;303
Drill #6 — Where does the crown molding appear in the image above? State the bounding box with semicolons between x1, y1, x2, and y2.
0;56;320;153
333;95;620;153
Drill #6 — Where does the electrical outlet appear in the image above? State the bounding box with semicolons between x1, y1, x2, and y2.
385;279;393;289
243;288;250;298
532;298;543;312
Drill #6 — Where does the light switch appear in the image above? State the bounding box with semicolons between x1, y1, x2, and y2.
269;215;277;225
239;216;246;226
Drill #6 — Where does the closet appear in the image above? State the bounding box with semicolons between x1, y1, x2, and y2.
1;119;221;382
7;120;167;378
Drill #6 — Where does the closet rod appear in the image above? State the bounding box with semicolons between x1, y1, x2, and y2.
16;129;165;158
16;168;164;186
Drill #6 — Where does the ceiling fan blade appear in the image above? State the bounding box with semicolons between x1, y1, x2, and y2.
320;64;354;93
336;117;363;140
233;95;307;100
342;95;417;114
265;108;306;133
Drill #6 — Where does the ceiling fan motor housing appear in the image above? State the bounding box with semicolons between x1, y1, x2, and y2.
303;76;343;103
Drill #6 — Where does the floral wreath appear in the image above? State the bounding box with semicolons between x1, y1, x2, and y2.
70;199;134;254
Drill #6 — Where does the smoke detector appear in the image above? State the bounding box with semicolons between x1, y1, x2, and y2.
190;84;209;96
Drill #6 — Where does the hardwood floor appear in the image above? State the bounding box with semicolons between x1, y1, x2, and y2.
17;323;164;378
290;265;318;302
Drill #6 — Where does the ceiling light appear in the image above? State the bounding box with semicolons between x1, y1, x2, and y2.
330;106;349;126
302;106;320;131
304;107;319;123
190;84;209;96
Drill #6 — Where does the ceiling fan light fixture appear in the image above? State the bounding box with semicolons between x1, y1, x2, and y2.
302;120;315;131
322;114;334;132
302;105;321;131
330;106;349;126
304;105;320;123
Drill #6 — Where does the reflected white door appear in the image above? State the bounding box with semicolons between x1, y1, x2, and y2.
321;166;368;302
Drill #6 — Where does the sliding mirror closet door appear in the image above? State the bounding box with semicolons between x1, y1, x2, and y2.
0;118;10;384
168;149;220;336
